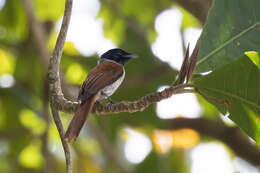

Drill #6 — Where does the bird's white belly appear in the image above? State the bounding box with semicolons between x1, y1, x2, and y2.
99;71;125;100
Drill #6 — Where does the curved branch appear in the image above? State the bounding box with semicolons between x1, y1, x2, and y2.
48;0;75;109
166;118;260;166
47;0;73;173
50;105;72;173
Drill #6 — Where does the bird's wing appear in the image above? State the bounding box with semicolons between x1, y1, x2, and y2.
78;61;124;101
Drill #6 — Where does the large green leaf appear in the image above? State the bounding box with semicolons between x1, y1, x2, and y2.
194;52;260;142
195;0;260;73
246;51;260;70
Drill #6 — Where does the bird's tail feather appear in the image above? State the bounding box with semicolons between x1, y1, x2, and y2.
65;95;97;142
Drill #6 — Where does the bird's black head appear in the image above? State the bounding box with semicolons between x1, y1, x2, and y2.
100;48;138;65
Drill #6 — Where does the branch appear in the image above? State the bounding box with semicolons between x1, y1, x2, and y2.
50;105;72;173
92;85;195;114
47;0;73;172
165;118;260;166
48;0;76;110
52;84;195;114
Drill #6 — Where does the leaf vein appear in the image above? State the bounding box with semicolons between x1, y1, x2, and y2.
197;22;260;66
201;87;260;110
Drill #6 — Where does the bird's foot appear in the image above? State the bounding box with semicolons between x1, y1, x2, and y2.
107;100;116;109
94;100;102;106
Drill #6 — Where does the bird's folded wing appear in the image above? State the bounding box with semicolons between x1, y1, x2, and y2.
78;61;124;101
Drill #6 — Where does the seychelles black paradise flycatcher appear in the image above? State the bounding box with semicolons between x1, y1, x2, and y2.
65;48;138;142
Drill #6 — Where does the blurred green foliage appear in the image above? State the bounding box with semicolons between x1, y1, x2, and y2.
0;49;15;74
0;0;27;42
0;0;259;172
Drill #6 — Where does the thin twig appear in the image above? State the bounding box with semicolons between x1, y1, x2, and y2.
50;105;72;173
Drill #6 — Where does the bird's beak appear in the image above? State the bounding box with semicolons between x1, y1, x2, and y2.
124;54;139;59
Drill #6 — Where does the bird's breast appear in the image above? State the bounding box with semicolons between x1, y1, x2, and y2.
99;70;125;100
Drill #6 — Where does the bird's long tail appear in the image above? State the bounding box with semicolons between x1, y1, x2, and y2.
65;95;97;142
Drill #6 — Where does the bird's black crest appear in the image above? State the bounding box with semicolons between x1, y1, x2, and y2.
100;48;137;65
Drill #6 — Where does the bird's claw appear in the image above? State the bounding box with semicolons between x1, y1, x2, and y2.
107;100;116;109
94;100;101;106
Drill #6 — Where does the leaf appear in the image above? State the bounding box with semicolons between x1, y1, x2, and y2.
194;52;260;142
136;151;159;173
195;0;260;73
246;51;260;70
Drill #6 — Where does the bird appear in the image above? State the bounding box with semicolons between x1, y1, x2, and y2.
65;48;138;142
